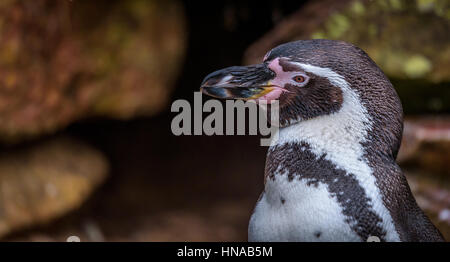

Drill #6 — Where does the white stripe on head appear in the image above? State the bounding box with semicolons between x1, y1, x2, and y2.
270;62;400;241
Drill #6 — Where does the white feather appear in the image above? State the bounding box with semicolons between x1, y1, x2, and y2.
249;175;360;242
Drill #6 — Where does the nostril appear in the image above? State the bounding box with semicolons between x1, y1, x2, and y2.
202;75;233;88
201;68;230;86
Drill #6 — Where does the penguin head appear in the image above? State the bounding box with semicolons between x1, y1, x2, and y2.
201;39;403;157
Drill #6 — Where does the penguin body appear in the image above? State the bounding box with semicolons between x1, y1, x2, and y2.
201;40;445;242
249;173;363;242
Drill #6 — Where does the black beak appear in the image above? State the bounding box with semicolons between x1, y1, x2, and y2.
200;63;275;100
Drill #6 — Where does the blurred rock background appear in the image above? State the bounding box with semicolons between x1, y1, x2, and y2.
0;0;185;142
0;0;449;241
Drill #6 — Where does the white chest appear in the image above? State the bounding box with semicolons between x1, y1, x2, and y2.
247;62;402;242
248;176;361;242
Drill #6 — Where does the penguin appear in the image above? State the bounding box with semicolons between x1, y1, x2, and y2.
200;39;444;242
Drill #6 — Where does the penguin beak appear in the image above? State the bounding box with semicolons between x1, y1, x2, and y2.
200;64;276;100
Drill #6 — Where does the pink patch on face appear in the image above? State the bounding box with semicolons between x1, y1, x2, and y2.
268;58;295;87
256;88;283;103
255;58;294;103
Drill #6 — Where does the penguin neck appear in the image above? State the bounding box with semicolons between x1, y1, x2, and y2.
263;93;401;242
269;83;373;175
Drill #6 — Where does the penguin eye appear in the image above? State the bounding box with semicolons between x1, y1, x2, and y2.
293;75;305;83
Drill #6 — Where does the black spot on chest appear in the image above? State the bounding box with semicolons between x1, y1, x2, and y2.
265;142;387;241
314;231;321;238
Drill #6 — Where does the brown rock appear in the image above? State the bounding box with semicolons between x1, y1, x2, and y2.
0;137;108;238
0;0;186;142
398;117;450;175
406;171;450;241
244;0;350;65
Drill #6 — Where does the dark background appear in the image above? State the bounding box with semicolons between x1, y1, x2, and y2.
6;0;308;241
